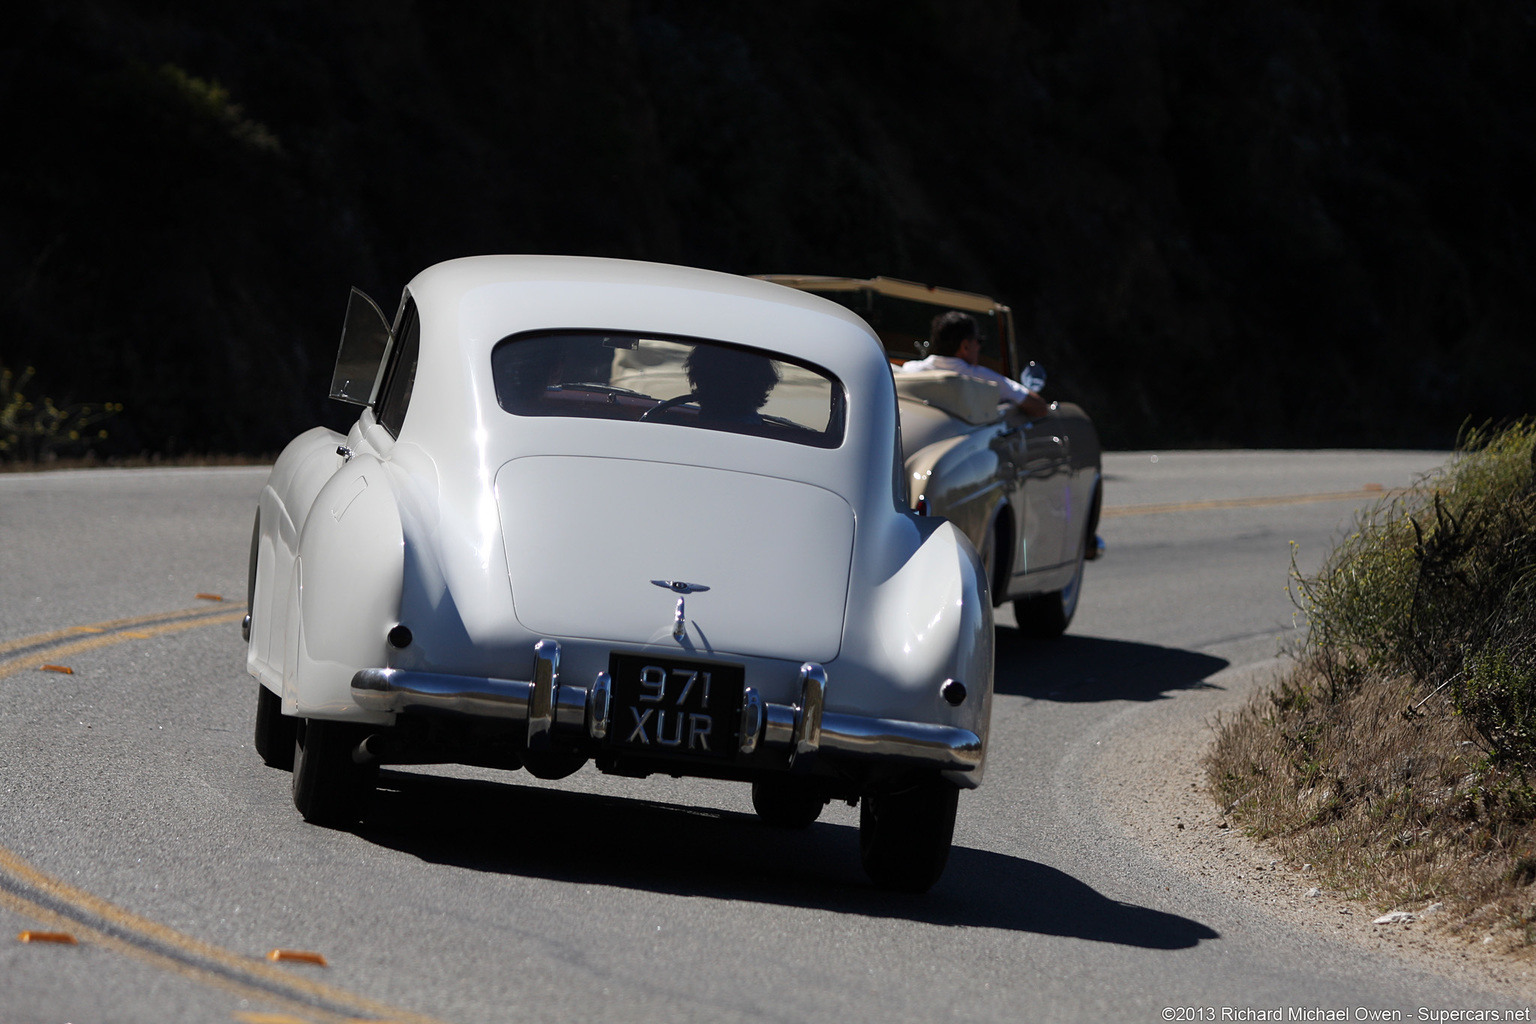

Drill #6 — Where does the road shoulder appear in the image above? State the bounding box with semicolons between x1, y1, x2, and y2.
1088;657;1536;1000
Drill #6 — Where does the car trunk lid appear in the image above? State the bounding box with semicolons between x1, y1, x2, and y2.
495;456;853;663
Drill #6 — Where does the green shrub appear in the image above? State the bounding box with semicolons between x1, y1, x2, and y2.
1294;422;1536;766
1211;423;1536;948
0;363;120;463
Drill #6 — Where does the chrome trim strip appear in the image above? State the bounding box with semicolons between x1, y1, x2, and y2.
794;663;826;757
817;712;983;772
527;640;560;748
350;668;533;719
587;671;612;740
739;687;762;754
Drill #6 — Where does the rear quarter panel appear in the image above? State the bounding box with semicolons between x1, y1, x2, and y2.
248;426;345;689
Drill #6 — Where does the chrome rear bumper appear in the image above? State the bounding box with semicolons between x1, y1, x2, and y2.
350;644;982;774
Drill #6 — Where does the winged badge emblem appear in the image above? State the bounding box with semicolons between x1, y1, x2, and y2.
651;580;710;640
651;580;710;595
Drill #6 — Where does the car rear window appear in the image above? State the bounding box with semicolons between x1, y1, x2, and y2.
491;331;845;449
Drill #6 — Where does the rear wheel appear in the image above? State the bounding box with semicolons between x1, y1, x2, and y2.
751;778;827;828
1013;528;1087;639
292;719;377;827
859;777;959;892
978;516;1009;607
253;683;297;770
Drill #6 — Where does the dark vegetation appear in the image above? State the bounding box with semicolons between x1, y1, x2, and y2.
1210;424;1536;948
2;1;1534;460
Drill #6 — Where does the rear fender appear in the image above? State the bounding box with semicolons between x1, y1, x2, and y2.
908;433;1006;553
840;519;994;782
290;455;403;722
248;427;345;692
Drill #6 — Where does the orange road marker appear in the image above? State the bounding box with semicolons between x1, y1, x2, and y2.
18;930;78;944
195;593;225;602
120;631;152;639
68;626;105;634
266;948;329;967
39;665;73;675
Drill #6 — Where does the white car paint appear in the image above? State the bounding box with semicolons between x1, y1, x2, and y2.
247;256;994;887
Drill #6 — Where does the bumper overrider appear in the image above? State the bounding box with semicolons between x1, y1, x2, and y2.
350;640;983;774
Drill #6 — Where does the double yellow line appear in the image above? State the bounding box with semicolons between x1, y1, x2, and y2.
1100;485;1404;519
0;604;246;679
0;607;450;1024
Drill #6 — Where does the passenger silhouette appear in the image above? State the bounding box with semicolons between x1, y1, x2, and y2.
682;345;780;424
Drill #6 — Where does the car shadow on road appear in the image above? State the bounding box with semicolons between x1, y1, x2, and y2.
995;627;1229;702
356;771;1219;950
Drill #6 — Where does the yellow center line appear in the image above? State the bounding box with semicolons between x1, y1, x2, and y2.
0;605;239;658
0;885;393;1024
0;611;451;1024
1100;486;1406;519
0;610;247;680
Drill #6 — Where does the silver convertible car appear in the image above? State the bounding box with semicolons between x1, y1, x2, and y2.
245;256;993;890
763;275;1103;637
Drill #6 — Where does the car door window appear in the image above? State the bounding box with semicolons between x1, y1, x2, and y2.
375;300;420;438
330;287;393;405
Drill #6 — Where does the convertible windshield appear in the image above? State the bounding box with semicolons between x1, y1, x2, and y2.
491;331;845;448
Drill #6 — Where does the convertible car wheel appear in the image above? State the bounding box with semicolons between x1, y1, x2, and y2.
253;683;297;771
292;719;377;827
751;778;827;828
859;777;959;892
979;520;1007;607
1013;529;1087;639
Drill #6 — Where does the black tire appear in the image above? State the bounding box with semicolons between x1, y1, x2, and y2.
859;777;959;892
751;778;827;828
292;719;377;827
246;511;260;628
978;518;1006;608
523;750;588;780
1012;528;1087;639
253;683;297;771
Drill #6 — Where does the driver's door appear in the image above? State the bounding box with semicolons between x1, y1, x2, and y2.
1017;414;1073;574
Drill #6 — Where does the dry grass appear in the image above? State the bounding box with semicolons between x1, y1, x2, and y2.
1209;657;1536;950
1208;423;1536;953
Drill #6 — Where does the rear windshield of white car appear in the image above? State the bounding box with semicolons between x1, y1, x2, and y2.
491;331;846;449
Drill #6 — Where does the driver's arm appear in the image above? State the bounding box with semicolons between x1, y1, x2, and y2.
1017;390;1052;419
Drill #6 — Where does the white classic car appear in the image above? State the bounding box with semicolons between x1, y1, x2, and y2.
245;255;993;891
762;276;1103;638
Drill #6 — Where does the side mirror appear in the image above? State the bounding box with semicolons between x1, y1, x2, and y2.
329;287;393;406
1020;361;1046;394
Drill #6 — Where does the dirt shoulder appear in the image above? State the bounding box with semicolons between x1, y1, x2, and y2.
1089;658;1536;1001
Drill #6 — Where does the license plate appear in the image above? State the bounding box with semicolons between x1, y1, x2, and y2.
607;653;744;759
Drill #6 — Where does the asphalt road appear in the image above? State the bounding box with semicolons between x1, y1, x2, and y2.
2;451;1520;1024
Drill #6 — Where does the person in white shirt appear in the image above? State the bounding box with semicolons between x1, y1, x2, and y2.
899;310;1051;418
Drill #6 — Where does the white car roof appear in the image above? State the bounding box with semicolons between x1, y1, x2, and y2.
406;255;882;375
392;256;904;508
